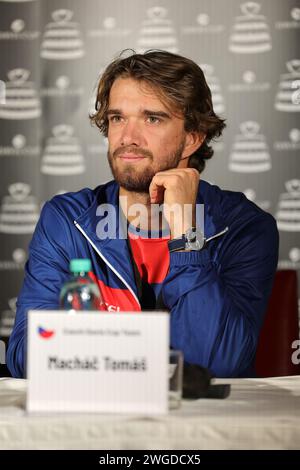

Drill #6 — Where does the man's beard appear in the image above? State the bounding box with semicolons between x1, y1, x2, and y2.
107;140;186;193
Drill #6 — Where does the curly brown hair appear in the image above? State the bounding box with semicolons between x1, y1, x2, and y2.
90;49;226;173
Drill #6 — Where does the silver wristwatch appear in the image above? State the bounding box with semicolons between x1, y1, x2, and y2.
168;227;206;252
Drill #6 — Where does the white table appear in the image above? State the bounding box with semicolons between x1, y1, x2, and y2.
0;376;300;449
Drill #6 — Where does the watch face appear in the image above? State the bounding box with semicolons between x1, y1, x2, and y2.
185;228;205;250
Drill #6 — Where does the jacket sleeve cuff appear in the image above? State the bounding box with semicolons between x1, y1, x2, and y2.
162;249;215;309
169;248;211;267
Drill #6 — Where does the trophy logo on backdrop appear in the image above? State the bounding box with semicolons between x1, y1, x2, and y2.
40;9;85;60
0;69;41;119
275;60;300;112
199;64;225;114
276;180;300;232
229;121;271;173
137;6;178;53
0;183;39;234
41;125;85;175
229;2;272;53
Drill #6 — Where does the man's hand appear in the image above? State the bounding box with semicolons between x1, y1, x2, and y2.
149;168;200;239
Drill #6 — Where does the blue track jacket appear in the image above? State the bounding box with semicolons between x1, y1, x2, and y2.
7;179;279;378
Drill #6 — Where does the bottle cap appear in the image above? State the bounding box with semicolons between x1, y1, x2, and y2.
69;258;91;273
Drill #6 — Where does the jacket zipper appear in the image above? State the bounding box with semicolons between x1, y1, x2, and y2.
206;226;229;244
74;221;141;308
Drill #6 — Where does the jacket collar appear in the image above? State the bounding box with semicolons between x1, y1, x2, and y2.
74;182;139;301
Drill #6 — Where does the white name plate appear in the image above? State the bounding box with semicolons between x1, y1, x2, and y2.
27;310;169;414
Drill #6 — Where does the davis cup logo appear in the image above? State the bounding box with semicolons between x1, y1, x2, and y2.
229;2;272;54
275;60;300;112
40;9;85;60
0;68;41;119
137;6;178;53
276;180;300;232
41;124;85;175
0;182;39;234
38;327;55;339
229;121;271;173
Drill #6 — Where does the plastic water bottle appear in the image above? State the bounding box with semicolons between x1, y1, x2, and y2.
59;259;105;311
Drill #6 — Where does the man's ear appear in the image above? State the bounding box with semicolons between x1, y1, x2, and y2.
182;132;206;159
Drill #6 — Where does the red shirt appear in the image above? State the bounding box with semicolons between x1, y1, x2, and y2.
128;229;170;287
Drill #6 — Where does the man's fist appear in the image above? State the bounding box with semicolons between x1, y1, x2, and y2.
149;168;200;239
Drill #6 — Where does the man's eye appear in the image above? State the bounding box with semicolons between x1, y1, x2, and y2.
147;116;161;124
109;115;122;123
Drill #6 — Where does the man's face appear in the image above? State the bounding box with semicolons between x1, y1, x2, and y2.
106;77;189;192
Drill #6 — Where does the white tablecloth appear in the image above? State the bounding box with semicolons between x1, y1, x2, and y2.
0;376;300;450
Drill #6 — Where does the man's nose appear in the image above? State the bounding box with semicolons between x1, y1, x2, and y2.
120;119;143;147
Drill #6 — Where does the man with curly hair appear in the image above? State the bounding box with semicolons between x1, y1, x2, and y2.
7;50;278;378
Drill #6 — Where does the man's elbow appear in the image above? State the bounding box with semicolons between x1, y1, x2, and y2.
209;336;256;378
